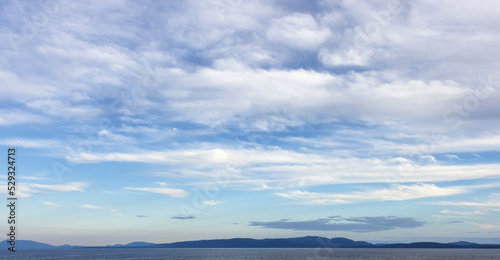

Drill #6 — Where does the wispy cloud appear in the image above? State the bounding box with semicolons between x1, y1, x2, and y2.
68;148;500;190
441;210;483;216
250;216;426;232
266;13;331;51
31;182;87;192
82;204;104;209
16;182;88;197
436;198;500;209
123;187;189;198
0;138;61;148
43;201;59;206
111;209;123;216
276;183;468;205
0;110;46;125
444;154;461;160
203;200;222;206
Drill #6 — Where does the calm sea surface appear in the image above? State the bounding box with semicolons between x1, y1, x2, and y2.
0;248;499;259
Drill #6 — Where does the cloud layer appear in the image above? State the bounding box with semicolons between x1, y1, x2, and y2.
250;215;426;232
1;0;500;245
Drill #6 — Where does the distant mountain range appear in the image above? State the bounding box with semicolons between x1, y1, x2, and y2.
3;236;500;250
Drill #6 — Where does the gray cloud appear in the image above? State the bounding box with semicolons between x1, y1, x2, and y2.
136;215;148;218
171;215;196;220
250;216;425;232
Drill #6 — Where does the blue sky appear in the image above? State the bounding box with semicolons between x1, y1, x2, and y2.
1;0;500;246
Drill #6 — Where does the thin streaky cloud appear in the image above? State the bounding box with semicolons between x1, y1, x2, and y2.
30;182;87;192
82;204;104;210
42;201;59;206
203;200;222;206
275;183;468;205
123;187;189;198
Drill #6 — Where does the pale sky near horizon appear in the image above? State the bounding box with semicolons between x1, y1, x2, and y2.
1;0;500;246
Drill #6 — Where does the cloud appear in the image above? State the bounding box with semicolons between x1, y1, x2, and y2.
436;199;500;209
16;186;37;198
111;209;123;216
18;182;87;197
472;222;500;231
441;210;482;216
27;99;101;119
320;48;372;66
136;215;148;218
427;135;500;154
82;204;104;209
1;0;500;244
123;187;189;198
276;183;468;205
203;200;222;206
43;201;58;206
68;148;329;165
444;154;460;160
30;182;87;192
70;148;500;190
433;193;500;214
82;205;123;216
250;216;425;232
0;110;46;125
419;155;436;163
171;215;196;220
266;13;331;50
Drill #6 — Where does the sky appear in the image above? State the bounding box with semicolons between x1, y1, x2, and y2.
1;0;500;246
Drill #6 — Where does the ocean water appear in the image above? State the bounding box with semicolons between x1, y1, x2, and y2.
0;248;499;259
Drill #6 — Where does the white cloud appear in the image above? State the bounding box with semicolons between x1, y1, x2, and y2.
82;204;104;209
16;185;37;198
0;1;500;244
444;154;460;160
0;138;61;148
471;222;500;231
320;47;372;66
70;148;327;165
68;147;500;190
437;200;500;209
429;135;500;154
0;70;57;100
123;187;189;198
111;209;123;216
151;67;472;128
419;155;436;163
27;99;101;119
0;110;46;126
30;182;87;192
276;183;467;205
203;200;222;206
440;210;482;215
43;201;59;206
15;182;87;198
267;13;331;50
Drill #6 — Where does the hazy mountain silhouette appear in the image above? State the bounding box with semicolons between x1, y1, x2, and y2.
3;237;500;250
151;236;374;248
0;240;81;250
